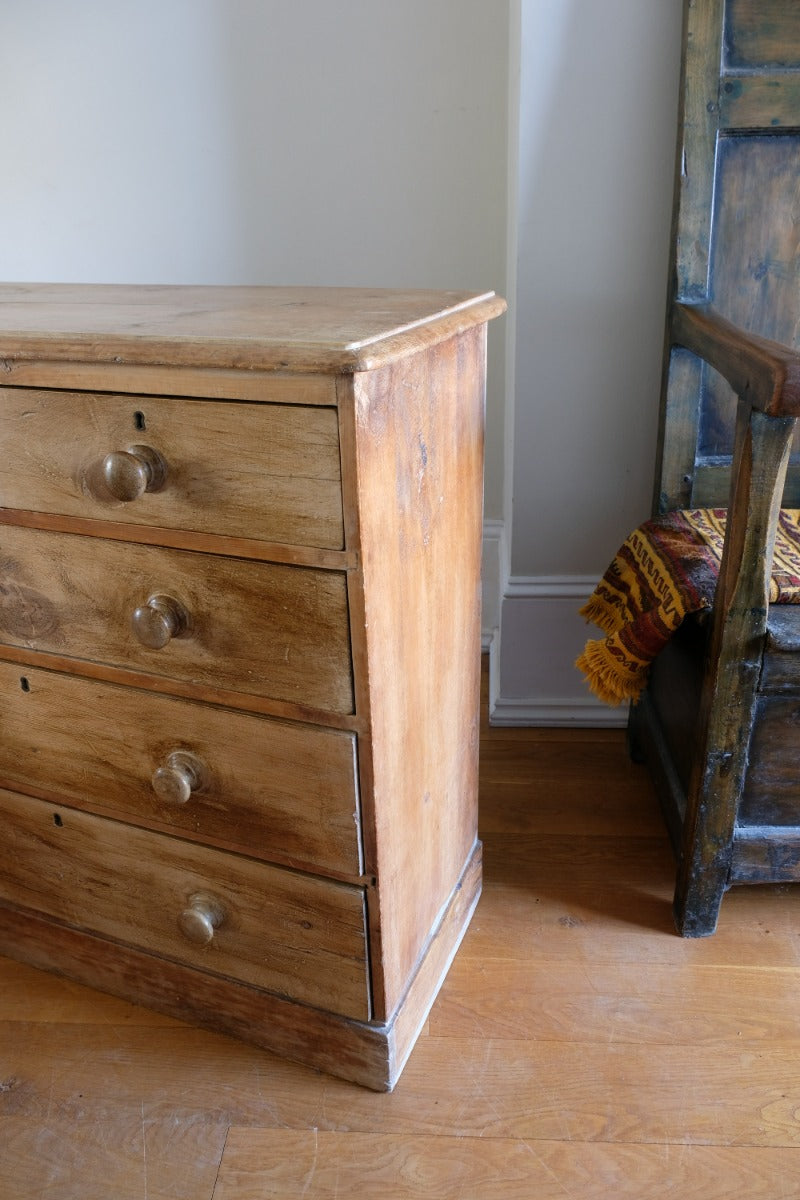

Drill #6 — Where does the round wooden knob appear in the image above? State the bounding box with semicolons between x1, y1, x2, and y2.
178;892;225;946
152;751;207;804
131;594;189;649
102;445;167;502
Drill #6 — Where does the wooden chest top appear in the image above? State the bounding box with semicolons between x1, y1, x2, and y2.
0;283;505;373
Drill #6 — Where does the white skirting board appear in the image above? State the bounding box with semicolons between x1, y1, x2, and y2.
486;572;628;728
480;518;505;653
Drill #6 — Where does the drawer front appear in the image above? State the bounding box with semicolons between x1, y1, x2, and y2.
0;788;370;1019
0;387;344;550
0;662;361;877
0;526;353;713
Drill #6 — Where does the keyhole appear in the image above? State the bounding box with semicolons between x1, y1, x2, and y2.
134;411;146;431
19;677;30;692
53;813;63;827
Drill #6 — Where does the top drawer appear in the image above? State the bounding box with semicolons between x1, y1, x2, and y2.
0;388;344;550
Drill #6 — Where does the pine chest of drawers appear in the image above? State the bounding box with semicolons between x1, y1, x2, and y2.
0;283;504;1090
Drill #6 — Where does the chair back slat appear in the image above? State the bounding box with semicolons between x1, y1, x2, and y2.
657;0;800;512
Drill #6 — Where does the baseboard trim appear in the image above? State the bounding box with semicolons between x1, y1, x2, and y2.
489;693;628;727
489;572;627;727
481;518;505;652
504;573;599;599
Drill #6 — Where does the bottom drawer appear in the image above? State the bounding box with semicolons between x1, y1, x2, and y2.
0;789;369;1020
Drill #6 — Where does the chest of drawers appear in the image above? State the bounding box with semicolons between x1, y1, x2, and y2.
0;283;504;1089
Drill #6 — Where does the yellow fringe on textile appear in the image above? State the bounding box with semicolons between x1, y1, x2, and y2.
578;594;624;637
576;562;659;705
576;508;728;707
574;639;648;706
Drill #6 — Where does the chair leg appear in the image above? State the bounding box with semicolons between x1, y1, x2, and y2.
671;761;734;937
670;408;793;935
672;850;728;937
630;687;733;935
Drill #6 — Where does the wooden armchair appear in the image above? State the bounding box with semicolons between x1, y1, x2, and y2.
628;0;800;935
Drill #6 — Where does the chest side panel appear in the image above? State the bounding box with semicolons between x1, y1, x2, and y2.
346;328;486;1017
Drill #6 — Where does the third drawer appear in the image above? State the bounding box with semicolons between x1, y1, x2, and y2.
0;660;362;878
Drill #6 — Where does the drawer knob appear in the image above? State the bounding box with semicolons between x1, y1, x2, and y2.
103;445;167;502
178;892;226;946
152;751;208;805
131;594;189;649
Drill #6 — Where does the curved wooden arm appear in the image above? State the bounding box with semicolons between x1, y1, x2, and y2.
671;302;800;417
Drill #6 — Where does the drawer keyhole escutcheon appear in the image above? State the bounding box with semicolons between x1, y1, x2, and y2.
178;892;226;946
131;594;190;649
102;445;167;502
152;751;208;805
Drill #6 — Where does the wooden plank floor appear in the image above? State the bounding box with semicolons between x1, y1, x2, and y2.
3;665;800;1197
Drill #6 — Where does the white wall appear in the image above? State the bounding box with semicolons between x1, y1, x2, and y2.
0;0;509;514
491;0;684;724
0;0;687;725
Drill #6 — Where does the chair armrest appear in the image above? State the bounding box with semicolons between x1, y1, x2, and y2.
670;303;795;700
671;302;800;416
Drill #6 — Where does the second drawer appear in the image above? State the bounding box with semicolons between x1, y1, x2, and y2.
0;525;354;713
0;661;361;877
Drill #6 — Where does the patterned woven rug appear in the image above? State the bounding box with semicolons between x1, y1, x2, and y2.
577;508;800;706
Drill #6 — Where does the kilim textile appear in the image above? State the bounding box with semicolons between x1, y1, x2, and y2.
577;508;800;706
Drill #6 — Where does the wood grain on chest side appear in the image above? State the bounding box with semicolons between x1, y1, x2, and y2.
344;326;486;1019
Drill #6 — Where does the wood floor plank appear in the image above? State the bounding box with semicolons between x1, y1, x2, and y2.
0;1115;226;1200
212;1129;800;1200
465;886;800;969
482;830;676;886
4;1020;800;1148
477;771;665;836
430;959;800;1045
467;831;800;969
